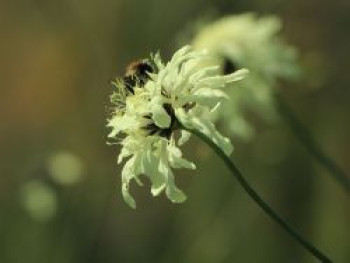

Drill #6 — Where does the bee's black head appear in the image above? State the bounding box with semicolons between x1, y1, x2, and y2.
136;61;154;77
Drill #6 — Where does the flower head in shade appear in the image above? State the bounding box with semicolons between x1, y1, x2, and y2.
107;46;248;208
192;13;300;140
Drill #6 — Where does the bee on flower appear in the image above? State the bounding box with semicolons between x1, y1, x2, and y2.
191;13;300;140
107;46;248;208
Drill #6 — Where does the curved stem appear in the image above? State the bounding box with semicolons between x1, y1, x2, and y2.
274;91;350;193
184;126;333;263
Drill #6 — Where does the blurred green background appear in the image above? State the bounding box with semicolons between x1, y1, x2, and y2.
0;0;349;262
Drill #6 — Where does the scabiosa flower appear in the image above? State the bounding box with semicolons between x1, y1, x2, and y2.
192;13;300;140
107;46;248;208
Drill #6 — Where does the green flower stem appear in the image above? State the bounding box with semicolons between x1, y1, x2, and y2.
274;91;350;193
184;126;333;263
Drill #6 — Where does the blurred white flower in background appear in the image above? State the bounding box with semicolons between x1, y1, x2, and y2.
107;45;248;208
192;13;300;140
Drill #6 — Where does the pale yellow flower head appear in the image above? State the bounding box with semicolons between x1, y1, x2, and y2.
107;46;248;208
192;13;300;140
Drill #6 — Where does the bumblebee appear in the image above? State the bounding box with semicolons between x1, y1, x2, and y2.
122;60;154;94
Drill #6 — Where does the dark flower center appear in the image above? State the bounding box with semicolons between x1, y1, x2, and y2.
222;57;238;75
143;103;179;139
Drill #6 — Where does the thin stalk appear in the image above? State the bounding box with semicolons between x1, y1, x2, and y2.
184;126;333;263
274;91;350;193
